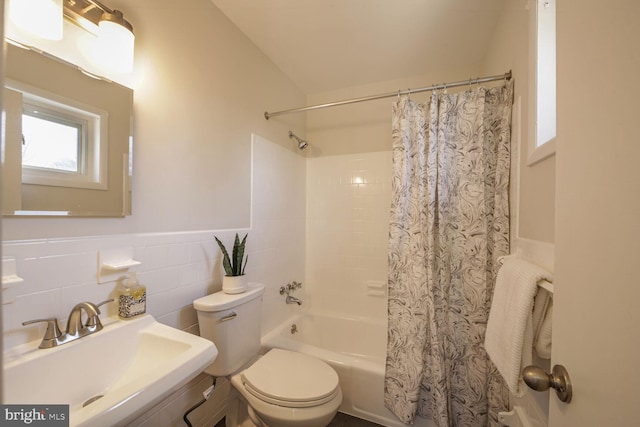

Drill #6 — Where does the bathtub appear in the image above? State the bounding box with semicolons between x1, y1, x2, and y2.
262;312;430;427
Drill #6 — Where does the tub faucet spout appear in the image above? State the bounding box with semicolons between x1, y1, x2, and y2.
280;281;303;305
286;295;302;305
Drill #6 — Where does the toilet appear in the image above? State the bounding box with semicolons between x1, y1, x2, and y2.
193;283;342;427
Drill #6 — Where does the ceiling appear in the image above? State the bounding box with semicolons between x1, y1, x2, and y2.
210;0;507;94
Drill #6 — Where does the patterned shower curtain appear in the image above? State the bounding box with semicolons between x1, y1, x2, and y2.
384;81;513;426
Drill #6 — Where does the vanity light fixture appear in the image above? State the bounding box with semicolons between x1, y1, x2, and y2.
9;0;64;40
64;0;135;73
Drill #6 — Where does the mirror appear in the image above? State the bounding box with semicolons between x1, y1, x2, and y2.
2;43;133;217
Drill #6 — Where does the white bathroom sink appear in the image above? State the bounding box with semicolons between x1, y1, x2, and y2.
3;314;218;427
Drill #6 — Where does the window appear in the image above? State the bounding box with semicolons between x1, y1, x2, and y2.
7;79;109;190
22;103;85;173
528;0;556;165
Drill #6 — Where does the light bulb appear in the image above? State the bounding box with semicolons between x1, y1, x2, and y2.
9;0;63;40
97;11;135;74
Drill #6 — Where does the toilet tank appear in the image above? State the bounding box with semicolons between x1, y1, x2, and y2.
193;283;264;377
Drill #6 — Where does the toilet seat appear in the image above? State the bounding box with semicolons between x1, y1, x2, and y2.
241;349;340;408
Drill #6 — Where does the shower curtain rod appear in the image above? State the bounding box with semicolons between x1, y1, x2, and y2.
264;70;511;120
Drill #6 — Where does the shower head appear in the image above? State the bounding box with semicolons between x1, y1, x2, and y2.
288;131;309;150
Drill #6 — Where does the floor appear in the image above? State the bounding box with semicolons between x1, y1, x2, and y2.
214;412;383;427
327;412;384;427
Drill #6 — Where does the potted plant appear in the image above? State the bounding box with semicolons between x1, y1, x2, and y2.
215;233;249;294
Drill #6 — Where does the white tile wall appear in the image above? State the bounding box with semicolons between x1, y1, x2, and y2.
306;151;392;319
2;230;235;350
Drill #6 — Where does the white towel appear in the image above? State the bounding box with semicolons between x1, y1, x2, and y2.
484;258;553;396
534;296;553;359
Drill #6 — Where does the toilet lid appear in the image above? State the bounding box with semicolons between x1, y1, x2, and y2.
241;349;340;408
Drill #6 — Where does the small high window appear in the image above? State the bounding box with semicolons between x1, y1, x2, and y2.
528;0;556;164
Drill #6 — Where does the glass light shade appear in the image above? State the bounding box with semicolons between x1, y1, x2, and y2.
9;0;63;40
97;18;135;74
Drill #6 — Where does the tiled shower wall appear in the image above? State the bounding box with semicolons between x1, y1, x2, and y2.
306;151;392;319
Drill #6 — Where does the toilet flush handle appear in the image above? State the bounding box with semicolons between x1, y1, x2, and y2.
219;311;237;322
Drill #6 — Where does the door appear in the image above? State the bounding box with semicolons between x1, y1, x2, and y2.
552;0;640;425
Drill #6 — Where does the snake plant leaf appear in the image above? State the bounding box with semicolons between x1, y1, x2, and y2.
232;234;240;275
242;254;248;276
234;234;247;275
214;236;233;276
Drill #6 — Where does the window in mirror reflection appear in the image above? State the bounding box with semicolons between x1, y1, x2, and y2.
9;80;110;191
22;105;83;173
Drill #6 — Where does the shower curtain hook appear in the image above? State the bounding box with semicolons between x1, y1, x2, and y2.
397;89;401;102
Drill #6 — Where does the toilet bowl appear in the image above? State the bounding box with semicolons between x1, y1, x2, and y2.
193;284;342;427
229;349;342;427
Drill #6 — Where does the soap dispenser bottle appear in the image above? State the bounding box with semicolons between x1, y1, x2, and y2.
118;272;146;319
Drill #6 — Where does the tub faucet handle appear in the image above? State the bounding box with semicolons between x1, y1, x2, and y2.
283;281;302;293
280;281;302;295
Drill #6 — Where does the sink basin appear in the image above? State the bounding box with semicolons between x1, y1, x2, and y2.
4;314;218;427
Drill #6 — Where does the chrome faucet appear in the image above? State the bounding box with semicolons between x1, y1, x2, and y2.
22;299;114;349
280;281;303;305
286;295;302;305
66;301;103;337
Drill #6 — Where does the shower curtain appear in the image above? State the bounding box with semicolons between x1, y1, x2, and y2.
384;81;513;426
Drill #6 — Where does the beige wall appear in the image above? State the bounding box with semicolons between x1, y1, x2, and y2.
305;66;481;157
3;0;306;240
481;1;556;244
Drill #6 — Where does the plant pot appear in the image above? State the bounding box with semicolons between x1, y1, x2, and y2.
222;275;248;294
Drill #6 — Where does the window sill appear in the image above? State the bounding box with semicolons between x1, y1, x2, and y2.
527;137;556;166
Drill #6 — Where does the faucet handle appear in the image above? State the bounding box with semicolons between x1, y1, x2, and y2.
96;298;115;310
22;318;63;347
85;299;114;327
283;281;303;293
280;282;303;295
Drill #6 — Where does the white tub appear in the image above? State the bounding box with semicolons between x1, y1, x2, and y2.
261;312;409;427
